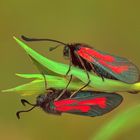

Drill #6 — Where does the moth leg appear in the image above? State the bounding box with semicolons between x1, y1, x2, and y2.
41;72;58;93
70;80;90;98
66;57;72;75
54;75;73;101
70;51;91;98
42;72;47;90
55;56;72;101
89;62;96;74
94;69;105;81
89;63;104;81
101;75;105;81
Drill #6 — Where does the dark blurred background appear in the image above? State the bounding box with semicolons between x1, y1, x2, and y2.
0;0;140;140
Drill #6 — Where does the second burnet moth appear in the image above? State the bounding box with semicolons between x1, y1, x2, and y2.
16;89;123;119
16;74;123;119
21;35;140;84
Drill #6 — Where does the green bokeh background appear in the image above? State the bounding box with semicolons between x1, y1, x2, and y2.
0;0;140;140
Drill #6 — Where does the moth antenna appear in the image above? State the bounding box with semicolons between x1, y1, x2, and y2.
21;35;67;45
49;44;61;51
16;106;36;119
21;99;35;106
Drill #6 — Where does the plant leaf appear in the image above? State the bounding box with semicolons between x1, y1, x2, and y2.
2;74;92;96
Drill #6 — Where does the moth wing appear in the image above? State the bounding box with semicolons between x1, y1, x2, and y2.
54;91;123;117
76;47;140;83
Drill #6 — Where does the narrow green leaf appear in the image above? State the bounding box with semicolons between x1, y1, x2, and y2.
2;74;92;96
13;36;140;93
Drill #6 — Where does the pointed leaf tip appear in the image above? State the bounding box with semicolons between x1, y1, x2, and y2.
13;36;17;40
1;89;14;93
13;36;21;43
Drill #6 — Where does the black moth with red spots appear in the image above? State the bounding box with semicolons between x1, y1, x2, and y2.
21;35;140;84
16;89;123;119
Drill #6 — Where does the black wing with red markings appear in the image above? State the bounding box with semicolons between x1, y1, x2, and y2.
52;91;123;117
76;45;140;83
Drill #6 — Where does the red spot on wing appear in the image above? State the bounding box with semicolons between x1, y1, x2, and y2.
99;60;129;74
77;49;93;62
55;105;90;112
54;99;76;106
78;97;106;108
77;47;128;74
78;47;115;62
54;97;107;112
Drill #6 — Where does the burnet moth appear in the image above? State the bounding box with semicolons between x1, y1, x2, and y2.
16;89;123;119
21;35;140;84
16;74;123;119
